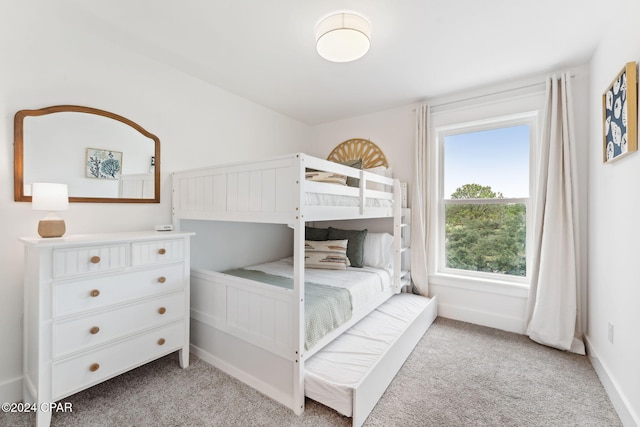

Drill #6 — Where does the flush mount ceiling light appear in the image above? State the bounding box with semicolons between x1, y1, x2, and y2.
315;12;371;63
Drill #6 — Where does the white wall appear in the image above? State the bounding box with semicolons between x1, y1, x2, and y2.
0;1;309;402
587;0;640;424
309;105;415;185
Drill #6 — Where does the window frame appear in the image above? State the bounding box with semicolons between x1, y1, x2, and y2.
435;112;538;285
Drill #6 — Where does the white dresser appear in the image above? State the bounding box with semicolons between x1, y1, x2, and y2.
20;231;193;427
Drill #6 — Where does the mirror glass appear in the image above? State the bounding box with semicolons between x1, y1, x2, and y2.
15;106;160;203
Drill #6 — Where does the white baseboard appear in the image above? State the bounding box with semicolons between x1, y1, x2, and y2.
0;376;22;404
437;302;525;334
585;335;639;427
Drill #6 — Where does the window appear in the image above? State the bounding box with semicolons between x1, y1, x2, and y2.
437;114;535;282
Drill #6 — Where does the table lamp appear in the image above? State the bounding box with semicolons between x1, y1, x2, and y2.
32;183;69;238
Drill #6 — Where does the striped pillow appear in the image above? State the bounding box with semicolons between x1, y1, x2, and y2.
305;239;350;270
305;171;348;186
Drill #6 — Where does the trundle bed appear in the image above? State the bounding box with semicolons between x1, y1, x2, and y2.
171;142;437;426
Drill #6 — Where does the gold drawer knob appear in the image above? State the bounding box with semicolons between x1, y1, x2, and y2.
158;276;166;284
90;256;101;264
89;363;100;372
158;248;166;255
158;307;166;315
157;338;166;346
90;326;100;335
90;289;100;297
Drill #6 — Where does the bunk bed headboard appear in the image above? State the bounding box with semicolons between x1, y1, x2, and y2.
326;138;388;169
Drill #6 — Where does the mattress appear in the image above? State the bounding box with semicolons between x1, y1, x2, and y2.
305;192;393;208
243;257;392;314
304;293;432;417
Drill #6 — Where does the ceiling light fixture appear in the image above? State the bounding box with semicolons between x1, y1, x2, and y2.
315;12;371;63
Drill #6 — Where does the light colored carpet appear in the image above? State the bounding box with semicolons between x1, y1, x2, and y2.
2;317;621;426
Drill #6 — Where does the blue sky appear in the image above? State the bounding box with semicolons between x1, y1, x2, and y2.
444;125;530;198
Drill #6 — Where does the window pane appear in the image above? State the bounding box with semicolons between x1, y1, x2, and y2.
445;202;526;277
444;125;529;199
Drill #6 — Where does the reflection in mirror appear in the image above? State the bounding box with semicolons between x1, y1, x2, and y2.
15;105;160;203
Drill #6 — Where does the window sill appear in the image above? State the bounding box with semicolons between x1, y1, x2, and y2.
429;273;529;298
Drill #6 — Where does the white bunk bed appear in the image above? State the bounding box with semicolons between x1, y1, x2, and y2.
172;145;437;426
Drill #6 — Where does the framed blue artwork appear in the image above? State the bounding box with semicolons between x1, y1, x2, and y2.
603;62;637;163
86;148;123;179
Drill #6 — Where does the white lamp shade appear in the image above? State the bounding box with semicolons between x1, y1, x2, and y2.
316;13;371;63
32;183;69;211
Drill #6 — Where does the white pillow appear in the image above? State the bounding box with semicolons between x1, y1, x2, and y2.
365;166;387;175
362;232;394;269
365;166;393;191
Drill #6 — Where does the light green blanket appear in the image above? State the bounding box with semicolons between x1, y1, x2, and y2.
223;268;353;350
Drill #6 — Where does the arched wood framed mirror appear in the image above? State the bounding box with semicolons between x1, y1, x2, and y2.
14;105;160;203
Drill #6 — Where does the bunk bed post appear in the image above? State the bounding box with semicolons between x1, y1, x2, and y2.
358;169;365;216
292;154;306;415
393;179;402;292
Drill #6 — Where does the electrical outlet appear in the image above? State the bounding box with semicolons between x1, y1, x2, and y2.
607;322;614;344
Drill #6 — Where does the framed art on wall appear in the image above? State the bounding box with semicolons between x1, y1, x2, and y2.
86;148;122;179
603;61;638;163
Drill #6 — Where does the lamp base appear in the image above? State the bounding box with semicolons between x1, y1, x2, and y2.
38;219;66;238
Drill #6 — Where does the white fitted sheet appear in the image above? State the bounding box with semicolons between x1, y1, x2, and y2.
304;293;432;417
305;192;393;208
244;257;392;314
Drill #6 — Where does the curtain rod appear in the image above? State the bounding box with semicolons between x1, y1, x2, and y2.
424;74;576;111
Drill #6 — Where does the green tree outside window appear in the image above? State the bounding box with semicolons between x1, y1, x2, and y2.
445;184;526;277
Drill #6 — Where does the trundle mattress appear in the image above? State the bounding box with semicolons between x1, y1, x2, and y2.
304;293;433;417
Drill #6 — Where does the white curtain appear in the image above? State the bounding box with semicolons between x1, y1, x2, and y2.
525;74;584;354
410;104;430;296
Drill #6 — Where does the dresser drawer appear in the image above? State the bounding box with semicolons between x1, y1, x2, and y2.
131;239;185;266
52;292;186;358
53;264;186;317
54;244;128;278
52;321;185;400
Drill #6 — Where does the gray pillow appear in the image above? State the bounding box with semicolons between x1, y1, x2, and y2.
337;159;363;188
305;226;329;241
327;227;368;267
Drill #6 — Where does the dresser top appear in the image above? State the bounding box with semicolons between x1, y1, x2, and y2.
20;230;194;247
